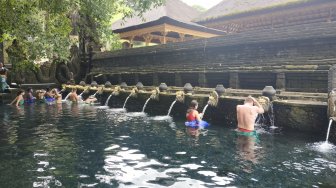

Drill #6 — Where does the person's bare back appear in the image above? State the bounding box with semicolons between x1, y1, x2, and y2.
237;96;264;131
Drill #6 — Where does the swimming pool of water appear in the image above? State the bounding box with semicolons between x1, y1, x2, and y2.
0;104;335;187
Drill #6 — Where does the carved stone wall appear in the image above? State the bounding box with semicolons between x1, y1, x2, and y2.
91;22;336;92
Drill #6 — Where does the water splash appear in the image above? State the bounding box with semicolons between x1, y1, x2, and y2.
308;141;336;153
63;93;71;101
167;100;177;116
255;114;265;125
105;95;112;106
79;90;85;97
92;91;99;97
142;98;151;112
202;104;209;117
326;119;334;142
122;94;132;109
268;103;277;129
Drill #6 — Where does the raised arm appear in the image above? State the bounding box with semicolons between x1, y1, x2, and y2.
9;97;17;105
195;111;202;122
252;97;264;114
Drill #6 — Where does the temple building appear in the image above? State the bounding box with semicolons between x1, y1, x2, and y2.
111;0;226;46
195;0;336;33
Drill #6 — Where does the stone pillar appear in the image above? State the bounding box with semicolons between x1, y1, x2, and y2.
328;64;336;92
118;74;122;84
175;73;182;87
153;73;159;86
134;73;139;84
198;73;207;87
276;72;286;90
328;90;336;118
160;31;168;44
229;72;239;89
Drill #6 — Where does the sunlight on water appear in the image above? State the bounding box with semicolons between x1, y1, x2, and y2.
0;104;336;187
125;112;147;117
96;106;109;109
107;108;126;113
150;116;172;121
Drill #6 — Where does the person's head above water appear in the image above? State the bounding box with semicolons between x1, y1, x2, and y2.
17;89;24;96
244;96;254;104
189;100;199;109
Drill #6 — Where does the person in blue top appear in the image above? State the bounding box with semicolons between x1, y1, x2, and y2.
24;88;35;104
44;88;55;103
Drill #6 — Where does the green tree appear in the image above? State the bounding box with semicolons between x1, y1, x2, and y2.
0;0;164;68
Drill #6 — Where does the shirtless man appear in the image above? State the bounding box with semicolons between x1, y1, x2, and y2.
68;88;79;102
236;96;264;132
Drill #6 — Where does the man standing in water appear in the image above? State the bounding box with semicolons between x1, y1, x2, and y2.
236;96;264;132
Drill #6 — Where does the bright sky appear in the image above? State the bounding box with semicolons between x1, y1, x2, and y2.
181;0;222;9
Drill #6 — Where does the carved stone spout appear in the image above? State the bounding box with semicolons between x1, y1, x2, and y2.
328;89;336;118
257;96;271;113
208;91;219;107
176;91;185;103
97;86;104;95
83;86;90;94
130;87;139;97
112;86;122;96
150;88;160;101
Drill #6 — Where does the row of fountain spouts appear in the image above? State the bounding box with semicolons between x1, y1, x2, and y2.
62;85;214;117
63;83;334;143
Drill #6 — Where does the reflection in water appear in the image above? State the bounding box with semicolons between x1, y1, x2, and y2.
0;104;335;187
186;127;200;138
236;135;260;165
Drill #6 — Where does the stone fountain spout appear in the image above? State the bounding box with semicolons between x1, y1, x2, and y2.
130;87;139;98
328;89;336;118
208;91;219;107
112;86;122;96
175;91;185;103
150;88;160;101
257;96;271;113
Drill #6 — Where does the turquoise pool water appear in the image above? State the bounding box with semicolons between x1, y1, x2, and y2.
0;104;335;187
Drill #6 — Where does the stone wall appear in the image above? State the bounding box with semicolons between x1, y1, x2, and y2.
91;22;336;93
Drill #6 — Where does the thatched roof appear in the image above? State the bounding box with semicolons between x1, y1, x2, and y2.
195;0;329;23
112;0;201;31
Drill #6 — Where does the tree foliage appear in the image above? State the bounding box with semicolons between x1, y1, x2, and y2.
0;0;164;68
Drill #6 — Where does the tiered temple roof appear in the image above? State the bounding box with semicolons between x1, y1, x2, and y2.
112;0;225;46
195;0;336;33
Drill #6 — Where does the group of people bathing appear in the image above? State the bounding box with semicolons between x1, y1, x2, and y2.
8;88;97;107
186;96;264;135
9;82;264;135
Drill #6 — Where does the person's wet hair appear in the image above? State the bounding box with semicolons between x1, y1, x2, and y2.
189;100;198;109
17;89;24;96
244;96;254;103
